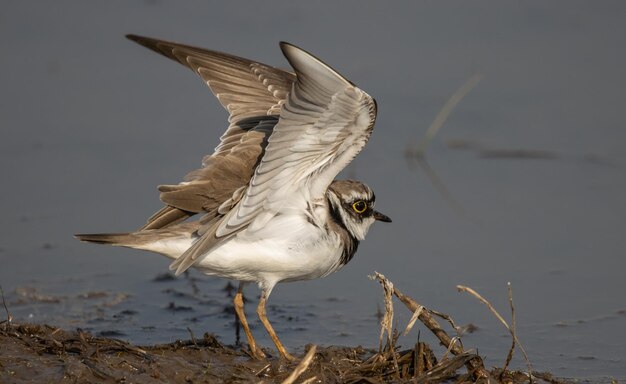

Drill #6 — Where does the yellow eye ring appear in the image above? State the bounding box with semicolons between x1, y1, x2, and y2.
352;201;367;213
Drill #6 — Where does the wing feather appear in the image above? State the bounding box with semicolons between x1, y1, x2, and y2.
126;34;295;154
171;43;377;274
126;35;292;230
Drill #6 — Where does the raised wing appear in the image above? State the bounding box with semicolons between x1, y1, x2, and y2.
171;42;377;274
126;34;295;128
126;35;295;229
140;116;278;230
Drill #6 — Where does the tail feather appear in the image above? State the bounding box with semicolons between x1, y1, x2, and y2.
74;233;136;246
75;222;199;260
140;206;193;231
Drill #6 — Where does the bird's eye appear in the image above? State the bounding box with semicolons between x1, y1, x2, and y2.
352;201;367;213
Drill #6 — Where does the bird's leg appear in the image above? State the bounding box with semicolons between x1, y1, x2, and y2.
233;282;266;359
256;292;295;361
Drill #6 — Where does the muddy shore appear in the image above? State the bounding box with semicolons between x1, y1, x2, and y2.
1;322;567;383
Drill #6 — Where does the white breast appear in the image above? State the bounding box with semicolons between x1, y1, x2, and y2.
193;212;345;288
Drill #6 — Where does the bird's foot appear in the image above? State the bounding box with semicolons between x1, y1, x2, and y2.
278;348;295;361
249;344;267;360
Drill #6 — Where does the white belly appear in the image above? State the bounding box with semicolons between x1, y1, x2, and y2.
198;234;342;282
166;215;345;288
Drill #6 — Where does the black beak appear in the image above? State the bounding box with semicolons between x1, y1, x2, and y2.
373;210;392;223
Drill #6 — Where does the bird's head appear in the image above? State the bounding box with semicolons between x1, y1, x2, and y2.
326;180;391;241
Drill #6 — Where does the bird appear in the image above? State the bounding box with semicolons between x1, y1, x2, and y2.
75;35;391;361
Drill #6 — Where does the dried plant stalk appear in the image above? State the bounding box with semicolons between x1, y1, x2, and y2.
409;74;483;157
377;275;394;355
456;285;510;330
371;272;489;380
0;285;12;329
457;283;533;378
503;282;517;373
281;345;317;384
403;305;424;336
372;273;400;375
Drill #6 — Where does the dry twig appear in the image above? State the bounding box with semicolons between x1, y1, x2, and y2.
407;73;483;158
456;285;510;329
404;75;482;217
411;157;467;217
403;304;424;336
372;273;400;374
377;275;394;354
503;282;517;373
371;272;489;380
281;345;317;384
457;283;533;378
0;285;12;328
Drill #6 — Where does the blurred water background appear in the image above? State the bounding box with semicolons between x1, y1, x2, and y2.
1;1;625;380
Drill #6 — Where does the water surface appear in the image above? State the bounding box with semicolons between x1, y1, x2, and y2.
1;1;625;380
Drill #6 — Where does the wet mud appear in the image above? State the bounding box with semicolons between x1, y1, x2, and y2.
1;323;565;383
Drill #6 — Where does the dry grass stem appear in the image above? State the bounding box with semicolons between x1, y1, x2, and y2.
457;283;533;379
415;342;425;376
370;272;400;375
371;272;489;380
503;282;516;374
429;308;462;333
441;336;463;361
377;273;394;355
0;285;12;328
456;285;511;331
254;363;272;377
412;157;467;217
281;345;317;384
404;75;481;217
408;73;483;157
508;282;533;379
403;305;424;336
